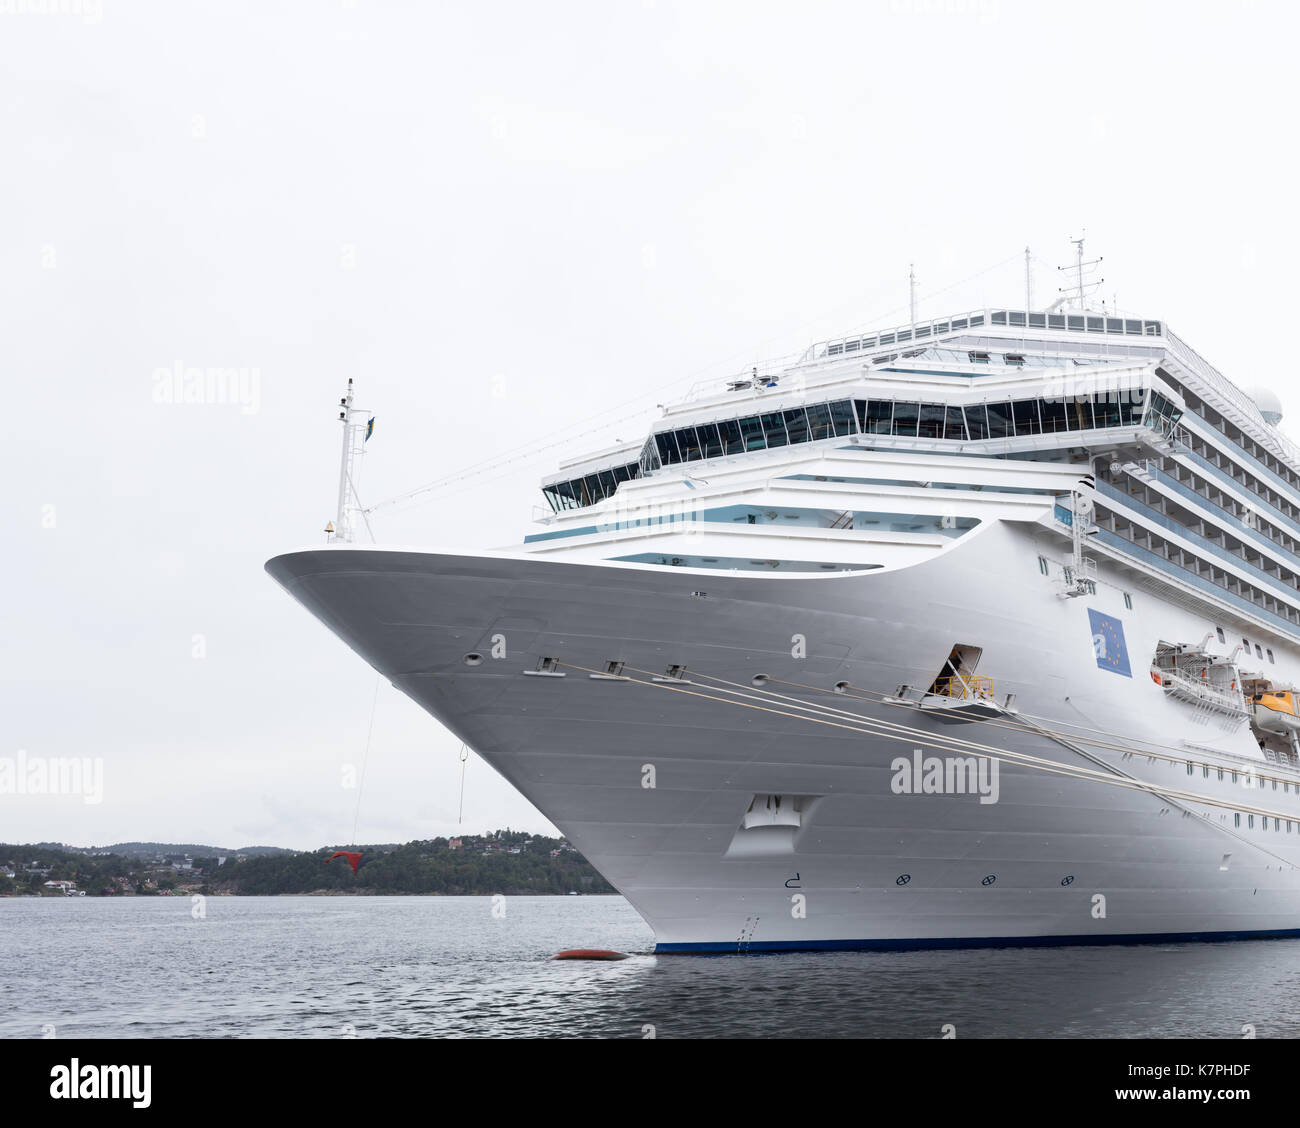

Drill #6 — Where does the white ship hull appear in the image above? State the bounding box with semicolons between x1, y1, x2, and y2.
267;519;1300;951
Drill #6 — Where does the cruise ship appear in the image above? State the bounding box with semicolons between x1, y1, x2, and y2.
267;286;1300;952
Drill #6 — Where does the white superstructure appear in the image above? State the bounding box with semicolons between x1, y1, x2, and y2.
268;292;1300;952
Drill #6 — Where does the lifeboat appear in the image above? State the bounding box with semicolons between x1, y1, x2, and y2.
1252;689;1300;736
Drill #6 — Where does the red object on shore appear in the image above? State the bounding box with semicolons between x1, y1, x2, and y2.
326;851;363;875
551;949;629;961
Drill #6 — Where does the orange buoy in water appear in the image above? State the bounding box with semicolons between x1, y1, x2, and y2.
551;949;629;961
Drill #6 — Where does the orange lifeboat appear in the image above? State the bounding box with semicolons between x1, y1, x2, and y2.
1252;689;1300;736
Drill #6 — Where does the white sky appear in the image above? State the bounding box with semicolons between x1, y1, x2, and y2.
5;0;1299;850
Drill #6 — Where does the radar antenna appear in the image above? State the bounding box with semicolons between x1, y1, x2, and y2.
1047;233;1105;312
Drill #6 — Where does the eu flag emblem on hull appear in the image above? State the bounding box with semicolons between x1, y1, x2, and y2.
1088;609;1131;677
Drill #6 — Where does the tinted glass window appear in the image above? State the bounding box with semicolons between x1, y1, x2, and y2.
698;422;724;459
740;415;767;451
806;403;833;440
986;401;1014;438
830;400;857;437
865;401;893;434
892;402;920;437
718;418;745;454
1040;398;1068;434
783;407;810;445
761;412;789;447
1094;397;1122;428
918;404;945;438
944;406;967;440
1012;400;1041;435
656;431;682;465
965;403;989;440
1117;397;1142;427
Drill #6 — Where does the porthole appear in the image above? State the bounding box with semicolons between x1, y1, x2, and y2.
1061;875;1075;886
751;674;770;687
463;653;484;666
896;874;911;886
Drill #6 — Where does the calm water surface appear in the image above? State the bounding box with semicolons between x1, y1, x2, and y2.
4;895;1300;1038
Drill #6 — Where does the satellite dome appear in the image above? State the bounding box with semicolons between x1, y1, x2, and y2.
1246;386;1284;426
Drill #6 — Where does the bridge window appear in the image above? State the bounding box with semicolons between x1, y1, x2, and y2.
783;407;810;445
761;412;789;448
892;402;920;437
944;406;967;440
719;418;745;454
987;401;1014;439
919;404;946;438
1012;399;1041;436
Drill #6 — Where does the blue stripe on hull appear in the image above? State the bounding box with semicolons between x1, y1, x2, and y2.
656;928;1300;954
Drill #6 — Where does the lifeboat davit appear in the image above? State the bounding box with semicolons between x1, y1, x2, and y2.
1252;690;1300;736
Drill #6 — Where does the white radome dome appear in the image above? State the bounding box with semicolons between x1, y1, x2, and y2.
1246;386;1284;426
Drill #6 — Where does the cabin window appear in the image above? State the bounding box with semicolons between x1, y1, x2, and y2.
1267;649;1275;663
1187;763;1194;776
1242;638;1250;650
1124;593;1133;610
1249;815;1255;828
1038;555;1049;576
1234;813;1241;827
1203;765;1209;778
1256;644;1264;659
1218;768;1224;781
1216;627;1226;644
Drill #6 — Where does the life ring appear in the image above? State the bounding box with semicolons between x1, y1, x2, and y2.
1151;671;1162;686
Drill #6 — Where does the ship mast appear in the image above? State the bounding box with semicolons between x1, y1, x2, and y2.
329;378;370;544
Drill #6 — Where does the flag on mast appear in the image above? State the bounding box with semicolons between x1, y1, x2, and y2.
365;417;375;442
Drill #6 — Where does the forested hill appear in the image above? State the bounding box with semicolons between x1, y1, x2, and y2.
1;831;616;896
212;833;615;896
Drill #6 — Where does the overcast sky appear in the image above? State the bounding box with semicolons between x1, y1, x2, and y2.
5;0;1298;850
